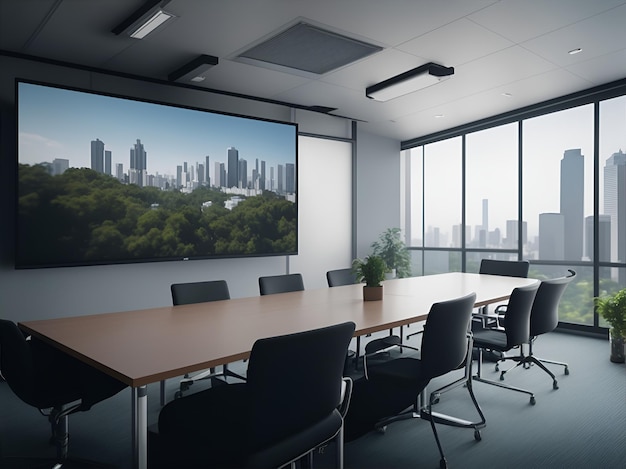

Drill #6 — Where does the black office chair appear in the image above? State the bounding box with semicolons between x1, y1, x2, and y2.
326;268;357;287
258;273;304;295
472;283;540;404
151;321;356;469
475;259;530;331
0;319;127;468
327;268;404;369
346;293;485;469
498;270;576;390
170;280;246;401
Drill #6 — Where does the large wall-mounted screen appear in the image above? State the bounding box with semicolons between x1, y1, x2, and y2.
16;80;298;269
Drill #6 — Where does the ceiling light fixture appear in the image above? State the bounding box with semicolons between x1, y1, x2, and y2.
568;48;582;55
366;62;454;102
168;55;219;83
112;1;175;39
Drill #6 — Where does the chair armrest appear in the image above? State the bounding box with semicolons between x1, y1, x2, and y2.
494;305;507;315
338;377;353;418
471;312;501;320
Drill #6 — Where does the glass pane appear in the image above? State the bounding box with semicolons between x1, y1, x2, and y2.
598;267;626;328
424;137;462;248
407;146;423;248
529;264;593;326
522;105;594;261
290;136;352;289
408;249;423;277
466;124;518;249
466;251;521;274
599;96;626;266
424;250;462;275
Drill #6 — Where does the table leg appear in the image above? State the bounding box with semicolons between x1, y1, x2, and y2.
131;385;148;469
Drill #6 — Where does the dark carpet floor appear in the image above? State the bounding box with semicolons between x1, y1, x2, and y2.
1;329;624;469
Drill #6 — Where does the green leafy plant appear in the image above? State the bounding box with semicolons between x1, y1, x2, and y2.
595;288;626;339
371;227;411;278
352;255;387;287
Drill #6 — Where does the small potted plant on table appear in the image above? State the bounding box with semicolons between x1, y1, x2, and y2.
352;255;387;301
594;288;626;363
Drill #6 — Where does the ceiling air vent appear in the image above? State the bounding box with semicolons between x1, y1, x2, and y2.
236;21;382;76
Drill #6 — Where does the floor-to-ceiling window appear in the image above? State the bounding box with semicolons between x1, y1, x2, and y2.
598;95;626;327
403;80;626;334
522;105;594;325
465;123;519;271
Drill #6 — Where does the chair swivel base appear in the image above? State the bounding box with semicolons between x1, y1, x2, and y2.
473;374;536;405
498;354;568;390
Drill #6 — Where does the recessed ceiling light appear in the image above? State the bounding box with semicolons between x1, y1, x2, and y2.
502;92;513;98
568;48;582;55
434;114;444;119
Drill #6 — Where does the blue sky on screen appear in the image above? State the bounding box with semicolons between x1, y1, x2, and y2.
18;82;296;177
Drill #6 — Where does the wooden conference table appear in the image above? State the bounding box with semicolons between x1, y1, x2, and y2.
19;272;537;469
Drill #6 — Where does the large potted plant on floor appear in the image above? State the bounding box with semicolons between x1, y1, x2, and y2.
594;288;626;363
352;255;387;301
371;227;411;278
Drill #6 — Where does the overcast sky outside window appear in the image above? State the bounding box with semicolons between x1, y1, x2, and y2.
410;100;625;244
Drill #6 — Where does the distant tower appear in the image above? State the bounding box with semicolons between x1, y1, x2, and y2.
260;160;266;190
130;139;147;186
539;213;565;260
604;150;626;263
205;155;210;186
482;199;488;232
105;150;112;175
116;163;124;181
51;158;69;176
286;163;295;193
239;158;248;188
585;215;611;261
214;161;221;187
91;139;104;173
227;147;239;188
560;149;584;261
277;164;284;192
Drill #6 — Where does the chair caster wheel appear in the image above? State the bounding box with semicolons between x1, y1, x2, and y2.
376;425;387;434
431;393;441;405
564;367;569;375
440;457;448;469
499;372;505;381
474;429;482;441
495;363;499;371
174;391;183;399
530;396;536;405
553;381;559;390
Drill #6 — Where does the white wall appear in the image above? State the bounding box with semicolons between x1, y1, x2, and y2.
0;54;399;322
355;127;402;257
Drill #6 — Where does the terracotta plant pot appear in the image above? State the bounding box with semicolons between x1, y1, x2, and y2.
363;285;383;301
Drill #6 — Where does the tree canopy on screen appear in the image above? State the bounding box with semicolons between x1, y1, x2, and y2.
17;165;296;267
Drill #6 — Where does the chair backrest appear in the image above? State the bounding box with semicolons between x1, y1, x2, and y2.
0;319;37;406
420;292;477;380
479;259;530;278
0;319;96;409
171;280;230;305
246;321;355;453
501;283;540;349
326;268;357;287
530;270;576;337
258;273;304;296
